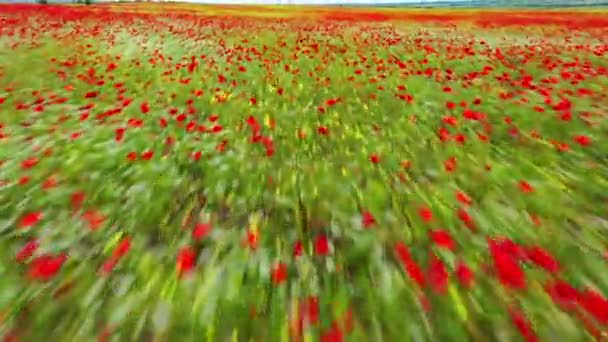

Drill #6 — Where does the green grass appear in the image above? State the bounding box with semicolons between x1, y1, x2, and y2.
0;4;607;342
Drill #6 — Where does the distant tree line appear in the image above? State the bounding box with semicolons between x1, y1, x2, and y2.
37;0;92;4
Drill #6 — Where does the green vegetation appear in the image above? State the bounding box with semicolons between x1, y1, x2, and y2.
0;4;607;342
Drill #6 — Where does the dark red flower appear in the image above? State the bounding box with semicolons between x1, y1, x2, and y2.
526;246;560;274
159;118;168;128
18;176;30;185
428;253;448;294
42;177;58;190
418;207;433;223
16;239;39;263
573;135;591;146
21;157;38;169
113;237;132;259
28;253;67;281
176;246;197;276
71;191;86;212
438;127;451;141
493;251;526;289
293;240;303;257
429;230;455;250
100;259;117;275
394;242;425;288
455;191;472;206
305;296;320;325
369;154;380;164
361;211;376;228
192;151;202;161
321;322;344;342
545;280;578;310
455;261;474;288
510;308;538;342
326;98;340;106
141;150;154;160
578;288;608;324
315;235;330;256
271;262;288;285
442;115;458;126
20;212;43;228
82;210;105;230
192;223;212;241
114;128;125;142
126;152;137;161
444;156;457;173
246;230;258;250
518;180;534;193
140;102;150;114
84;91;98;99
419;293;431;312
457;207;475;230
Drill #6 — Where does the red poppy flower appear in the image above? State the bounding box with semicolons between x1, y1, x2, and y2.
176;246;197;276
16;239;39;263
113;237;132;259
28;253;67;281
126;152;137;161
18;176;30;186
545;280;578;310
82;210;105;230
84;91;98;99
573;135;591;146
444;157;457;173
418;207;433;223
192;223;212;241
442;115;458;126
321;322;343;342
361;211;376;228
429;230;455;250
271;262;288;285
428;253;448;294
71;191;86;212
518;180;534;193
141;150;154;160
510;308;538;342
394;242;425;287
293;240;303;257
492;251;526;289
455;191;472;206
140;102;150;114
455;261;474;288
578;288;608;324
20;212;43;228
21;157;39;169
526;246;560;274
314;235;330;256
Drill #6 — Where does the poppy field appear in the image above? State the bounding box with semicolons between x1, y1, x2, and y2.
0;4;607;341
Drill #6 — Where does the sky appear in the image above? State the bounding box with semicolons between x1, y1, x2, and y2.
0;0;454;3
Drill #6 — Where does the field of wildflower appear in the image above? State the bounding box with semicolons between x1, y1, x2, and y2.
0;3;607;341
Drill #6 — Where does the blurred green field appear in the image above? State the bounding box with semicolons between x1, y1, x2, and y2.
0;4;607;342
